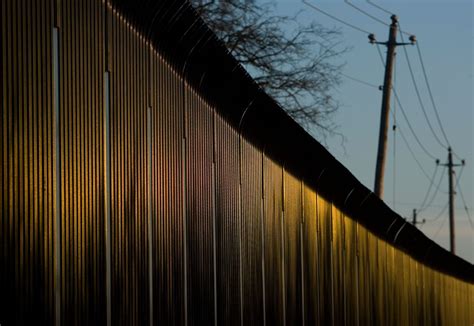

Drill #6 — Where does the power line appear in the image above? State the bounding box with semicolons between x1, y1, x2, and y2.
425;164;464;224
375;44;437;160
366;0;393;16
390;115;451;214
454;163;464;188
454;166;473;228
387;200;471;210
352;0;414;36
422;155;464;216
398;26;448;149
375;43;442;201
344;0;389;27
302;0;372;35
428;165;468;240
432;208;448;239
425;155;470;251
368;15;466;234
392;89;438;160
415;42;451;146
451;149;464;162
394;117;435;185
317;38;380;89
429;202;449;223
341;72;380;89
417;164;439;212
419;164;444;213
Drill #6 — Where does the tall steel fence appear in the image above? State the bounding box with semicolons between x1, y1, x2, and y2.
1;0;473;325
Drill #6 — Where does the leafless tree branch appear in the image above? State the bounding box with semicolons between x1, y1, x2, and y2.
192;0;348;144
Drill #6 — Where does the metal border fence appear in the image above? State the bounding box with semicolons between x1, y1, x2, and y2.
1;0;473;324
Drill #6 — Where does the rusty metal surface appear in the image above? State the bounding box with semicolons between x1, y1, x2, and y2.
1;0;473;325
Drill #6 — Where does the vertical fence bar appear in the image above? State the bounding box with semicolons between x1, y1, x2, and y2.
52;25;61;326
182;137;188;325
212;159;218;326
355;222;360;326
238;136;244;326
182;75;188;326
103;3;111;325
281;167;286;326
147;105;153;326
103;70;111;326
261;154;267;326
300;181;305;326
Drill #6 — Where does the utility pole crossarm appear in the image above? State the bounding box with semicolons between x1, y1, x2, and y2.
410;209;425;227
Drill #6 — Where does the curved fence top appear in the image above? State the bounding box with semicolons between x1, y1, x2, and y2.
109;0;473;283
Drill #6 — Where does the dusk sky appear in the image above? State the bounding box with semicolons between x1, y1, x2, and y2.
274;0;473;262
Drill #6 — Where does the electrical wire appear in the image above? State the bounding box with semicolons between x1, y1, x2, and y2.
344;0;389;27
370;21;465;236
454;166;473;228
419;165;444;213
375;44;437;160
454;164;464;189
376;45;436;159
375;44;441;199
430;202;449;223
432;207;448;239
349;0;414;36
366;0;393;16
417;164;439;212
430;164;465;243
425;164;463;223
428;185;459;247
387;201;470;210
396;120;436;185
302;0;372;35
451;149;464;162
398;26;448;149
341;72;380;89
415;42;451;147
392;90;438;160
375;43;437;205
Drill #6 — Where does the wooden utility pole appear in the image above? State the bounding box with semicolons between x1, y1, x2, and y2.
438;147;465;254
373;16;397;198
370;16;415;198
447;148;455;253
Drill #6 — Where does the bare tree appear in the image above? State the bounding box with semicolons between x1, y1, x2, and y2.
192;0;347;142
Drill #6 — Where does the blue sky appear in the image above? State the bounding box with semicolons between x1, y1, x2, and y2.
272;0;473;262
